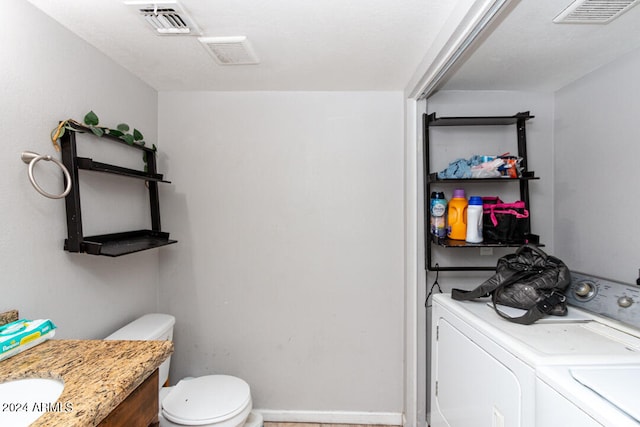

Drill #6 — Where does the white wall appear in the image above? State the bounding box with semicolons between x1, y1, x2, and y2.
0;1;160;338
157;91;405;420
403;98;423;427
554;47;640;284
7;2;408;420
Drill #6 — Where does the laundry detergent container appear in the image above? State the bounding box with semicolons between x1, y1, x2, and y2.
106;314;260;427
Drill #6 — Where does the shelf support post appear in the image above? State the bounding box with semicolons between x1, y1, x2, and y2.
424;113;434;271
516;116;531;233
145;150;162;231
60;131;84;253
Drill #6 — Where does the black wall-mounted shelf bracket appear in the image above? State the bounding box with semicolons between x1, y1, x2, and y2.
423;111;541;271
60;124;176;257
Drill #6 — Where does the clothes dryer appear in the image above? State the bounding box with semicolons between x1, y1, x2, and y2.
429;272;640;427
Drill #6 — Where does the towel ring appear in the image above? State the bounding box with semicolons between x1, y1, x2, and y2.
21;151;72;199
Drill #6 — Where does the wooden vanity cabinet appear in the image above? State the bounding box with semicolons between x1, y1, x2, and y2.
98;369;159;427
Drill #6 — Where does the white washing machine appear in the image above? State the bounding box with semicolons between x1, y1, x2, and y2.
429;272;640;427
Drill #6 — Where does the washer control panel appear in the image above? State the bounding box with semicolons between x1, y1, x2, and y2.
567;272;640;327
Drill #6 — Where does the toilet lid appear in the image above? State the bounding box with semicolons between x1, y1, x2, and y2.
162;375;251;425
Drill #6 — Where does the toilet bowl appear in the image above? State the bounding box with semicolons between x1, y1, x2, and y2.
106;314;260;427
159;375;252;427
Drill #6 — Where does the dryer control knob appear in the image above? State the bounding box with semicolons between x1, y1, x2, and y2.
575;281;594;298
618;296;634;308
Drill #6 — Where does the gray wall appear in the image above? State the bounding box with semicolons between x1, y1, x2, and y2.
6;2;408;420
157;91;405;419
554;46;640;284
0;1;160;338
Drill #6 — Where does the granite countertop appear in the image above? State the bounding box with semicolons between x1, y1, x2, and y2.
0;339;173;426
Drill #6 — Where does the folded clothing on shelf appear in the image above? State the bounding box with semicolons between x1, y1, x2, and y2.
0;318;57;361
437;155;483;179
438;154;523;179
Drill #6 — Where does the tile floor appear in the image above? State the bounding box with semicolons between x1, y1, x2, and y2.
265;423;401;427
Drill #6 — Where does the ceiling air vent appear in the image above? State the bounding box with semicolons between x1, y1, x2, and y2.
553;0;640;24
198;36;260;65
125;0;200;35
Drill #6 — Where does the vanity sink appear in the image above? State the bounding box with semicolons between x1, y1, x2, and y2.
0;377;64;426
0;339;172;426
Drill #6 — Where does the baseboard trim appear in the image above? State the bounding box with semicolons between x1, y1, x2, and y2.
256;409;404;425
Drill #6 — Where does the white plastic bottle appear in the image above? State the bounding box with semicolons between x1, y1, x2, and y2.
465;196;483;243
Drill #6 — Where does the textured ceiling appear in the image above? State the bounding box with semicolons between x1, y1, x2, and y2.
25;0;458;91
25;0;640;93
440;0;640;92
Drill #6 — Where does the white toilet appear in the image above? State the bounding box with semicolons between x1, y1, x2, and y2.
106;313;261;427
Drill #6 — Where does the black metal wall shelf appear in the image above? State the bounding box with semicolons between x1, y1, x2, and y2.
427;172;539;183
71;230;176;257
423;111;540;272
60;124;176;257
427;112;532;127
430;235;541;249
76;157;170;182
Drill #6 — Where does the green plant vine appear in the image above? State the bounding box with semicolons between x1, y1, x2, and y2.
51;111;157;171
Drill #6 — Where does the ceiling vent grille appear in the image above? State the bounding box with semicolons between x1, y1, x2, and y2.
125;1;200;35
553;0;640;24
198;36;260;65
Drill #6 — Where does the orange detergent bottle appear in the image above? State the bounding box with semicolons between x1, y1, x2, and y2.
447;188;468;240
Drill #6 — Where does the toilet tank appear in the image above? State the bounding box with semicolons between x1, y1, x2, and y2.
105;313;175;388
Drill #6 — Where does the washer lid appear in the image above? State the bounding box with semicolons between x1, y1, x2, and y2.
162;375;251;425
572;366;640;422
